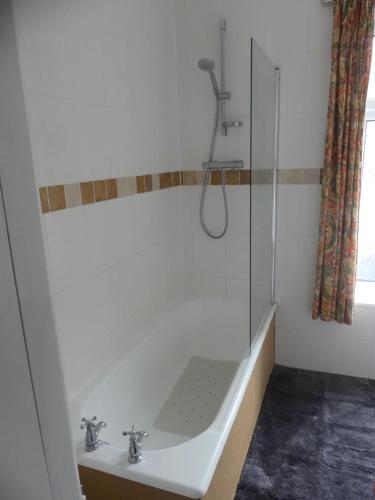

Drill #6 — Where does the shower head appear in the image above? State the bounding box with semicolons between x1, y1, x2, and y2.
198;58;220;99
198;58;216;71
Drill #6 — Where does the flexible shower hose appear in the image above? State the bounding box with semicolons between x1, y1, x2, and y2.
200;100;229;239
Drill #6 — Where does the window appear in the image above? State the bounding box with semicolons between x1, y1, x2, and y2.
356;39;375;304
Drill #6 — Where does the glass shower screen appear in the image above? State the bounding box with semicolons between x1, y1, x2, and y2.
250;39;278;345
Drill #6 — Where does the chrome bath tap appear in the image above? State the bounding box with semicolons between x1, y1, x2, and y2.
80;416;107;452
123;425;149;464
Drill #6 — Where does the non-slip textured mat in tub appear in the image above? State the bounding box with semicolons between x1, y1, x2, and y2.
154;356;239;437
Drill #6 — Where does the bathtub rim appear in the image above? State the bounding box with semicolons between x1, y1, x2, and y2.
76;301;277;498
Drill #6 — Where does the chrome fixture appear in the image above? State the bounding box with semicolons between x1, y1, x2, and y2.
198;58;230;101
198;21;242;136
123;425;149;464
80;416;107;452
198;19;243;239
202;160;243;170
271;68;280;304
219;19;242;135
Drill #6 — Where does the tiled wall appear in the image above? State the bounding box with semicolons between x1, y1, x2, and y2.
12;0;185;399
271;1;375;380
173;0;328;326
38;171;182;213
175;0;252;309
12;0;375;399
174;0;375;379
38;168;320;214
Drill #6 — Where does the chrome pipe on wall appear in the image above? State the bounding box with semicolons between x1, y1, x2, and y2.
219;19;226;135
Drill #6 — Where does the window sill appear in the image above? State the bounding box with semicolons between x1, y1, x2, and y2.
355;281;375;306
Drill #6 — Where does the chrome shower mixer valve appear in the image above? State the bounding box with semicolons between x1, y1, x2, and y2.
198;19;243;239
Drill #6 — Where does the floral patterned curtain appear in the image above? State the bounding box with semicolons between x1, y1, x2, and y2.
312;0;375;325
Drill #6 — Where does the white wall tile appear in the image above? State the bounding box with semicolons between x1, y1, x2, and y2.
263;0;309;61
225;58;251;121
276;235;301;284
274;282;298;329
77;103;133;180
304;50;331;114
302;113;327;169
90;265;124;339
295;331;333;373
13;0;82;99
54;280;97;364
306;0;333;52
277;186;304;236
83;201;123;275
186;274;226;300
197;186;228;234
279;53;307;115
275;327;298;368
226;234;250;279
278;113;305;169
226;278;249;300
192;230;227;277
332;306;375;339
226;187;250;236
297;186;321;237
332;335;372;379
28;93;83;185
44;207;90;293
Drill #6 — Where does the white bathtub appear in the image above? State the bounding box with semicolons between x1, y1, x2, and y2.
75;298;276;498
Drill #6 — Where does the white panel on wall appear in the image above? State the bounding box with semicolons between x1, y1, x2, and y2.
1;1;81;497
0;185;52;500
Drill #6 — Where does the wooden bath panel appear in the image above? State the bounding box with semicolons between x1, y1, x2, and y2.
79;317;275;500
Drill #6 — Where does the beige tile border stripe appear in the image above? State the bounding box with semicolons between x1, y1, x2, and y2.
39;168;321;214
40;170;181;214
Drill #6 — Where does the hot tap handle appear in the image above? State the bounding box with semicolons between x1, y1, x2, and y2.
80;416;97;430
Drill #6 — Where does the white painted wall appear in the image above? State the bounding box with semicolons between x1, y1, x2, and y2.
12;0;185;401
0;1;80;498
0;187;52;500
